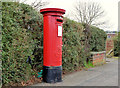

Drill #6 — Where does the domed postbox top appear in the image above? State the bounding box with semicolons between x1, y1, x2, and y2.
40;8;65;14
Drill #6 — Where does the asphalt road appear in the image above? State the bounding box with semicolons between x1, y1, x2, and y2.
33;58;118;86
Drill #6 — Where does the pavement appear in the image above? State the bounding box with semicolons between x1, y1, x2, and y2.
32;58;118;86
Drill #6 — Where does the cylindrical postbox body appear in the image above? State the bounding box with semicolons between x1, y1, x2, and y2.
40;8;65;83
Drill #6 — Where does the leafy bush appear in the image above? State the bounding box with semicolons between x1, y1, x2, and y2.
19;3;43;71
113;32;120;56
62;18;88;72
2;2;32;85
2;2;43;86
62;21;107;72
89;26;107;51
0;1;2;87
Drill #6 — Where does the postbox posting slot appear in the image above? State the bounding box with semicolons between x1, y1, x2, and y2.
56;19;63;22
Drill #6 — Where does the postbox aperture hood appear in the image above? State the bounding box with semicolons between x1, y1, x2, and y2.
40;8;66;14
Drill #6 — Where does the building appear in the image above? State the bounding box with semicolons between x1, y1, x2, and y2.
106;33;117;57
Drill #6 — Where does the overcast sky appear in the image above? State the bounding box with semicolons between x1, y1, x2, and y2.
23;0;119;31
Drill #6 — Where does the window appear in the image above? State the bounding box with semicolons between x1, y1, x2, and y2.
107;35;111;38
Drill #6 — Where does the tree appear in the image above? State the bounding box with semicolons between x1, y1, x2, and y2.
74;1;106;62
74;1;105;26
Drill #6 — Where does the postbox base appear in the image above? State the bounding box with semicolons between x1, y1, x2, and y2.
43;66;62;83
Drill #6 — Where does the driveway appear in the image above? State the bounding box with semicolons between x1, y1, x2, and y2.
32;58;118;86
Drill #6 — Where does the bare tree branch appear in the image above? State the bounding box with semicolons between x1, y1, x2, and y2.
18;0;49;11
74;1;105;26
30;0;49;11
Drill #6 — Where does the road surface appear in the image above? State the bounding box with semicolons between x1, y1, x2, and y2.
33;58;118;86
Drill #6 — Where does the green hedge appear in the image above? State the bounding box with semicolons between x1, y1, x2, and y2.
2;2;33;85
2;2;43;86
89;26;107;51
62;18;88;72
0;1;2;87
20;3;43;71
113;32;120;56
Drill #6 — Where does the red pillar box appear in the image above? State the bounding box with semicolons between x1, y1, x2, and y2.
40;8;65;83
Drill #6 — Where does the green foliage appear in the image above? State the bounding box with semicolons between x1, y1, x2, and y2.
62;18;88;72
113;32;120;56
62;21;107;72
0;1;2;87
19;3;43;71
2;2;43;86
89;26;107;51
2;2;33;85
84;60;94;68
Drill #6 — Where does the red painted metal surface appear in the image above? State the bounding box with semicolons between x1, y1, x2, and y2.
40;8;66;66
